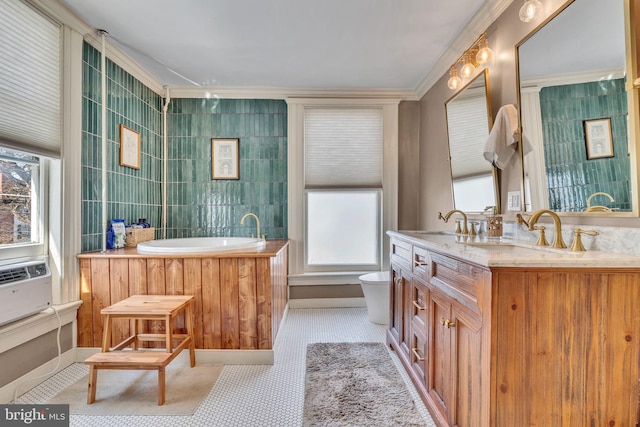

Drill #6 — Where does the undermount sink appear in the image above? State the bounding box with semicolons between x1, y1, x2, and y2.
458;239;562;255
414;230;457;235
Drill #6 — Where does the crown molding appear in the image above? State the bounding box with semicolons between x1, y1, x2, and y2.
83;33;165;95
167;86;418;101
414;0;515;99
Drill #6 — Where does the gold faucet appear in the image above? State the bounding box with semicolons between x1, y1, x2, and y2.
438;210;469;235
585;192;615;212
240;212;262;240
516;209;566;248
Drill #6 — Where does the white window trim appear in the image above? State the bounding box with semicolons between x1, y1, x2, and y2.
287;98;399;285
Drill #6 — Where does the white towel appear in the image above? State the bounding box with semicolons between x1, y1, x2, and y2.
483;104;519;169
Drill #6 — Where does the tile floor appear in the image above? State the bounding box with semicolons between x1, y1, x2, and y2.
19;307;436;426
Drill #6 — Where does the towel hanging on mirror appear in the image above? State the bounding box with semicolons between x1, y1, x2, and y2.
483;104;518;169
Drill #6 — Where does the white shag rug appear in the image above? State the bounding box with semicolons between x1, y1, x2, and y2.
303;342;427;426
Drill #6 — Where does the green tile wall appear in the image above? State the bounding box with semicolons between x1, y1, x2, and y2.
81;42;163;251
166;99;287;239
539;78;630;212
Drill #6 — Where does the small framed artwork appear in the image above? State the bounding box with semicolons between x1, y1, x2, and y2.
584;118;613;159
119;124;141;169
212;138;239;179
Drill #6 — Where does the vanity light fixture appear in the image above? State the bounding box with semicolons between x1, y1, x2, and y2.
447;66;463;90
460;54;476;79
519;0;542;22
475;37;493;64
447;32;493;91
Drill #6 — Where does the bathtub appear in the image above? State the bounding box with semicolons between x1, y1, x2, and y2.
136;237;266;254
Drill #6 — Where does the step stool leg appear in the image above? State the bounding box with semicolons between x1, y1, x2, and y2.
157;367;166;405
87;366;98;404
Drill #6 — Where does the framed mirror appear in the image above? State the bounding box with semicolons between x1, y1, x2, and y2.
517;0;637;215
445;69;499;212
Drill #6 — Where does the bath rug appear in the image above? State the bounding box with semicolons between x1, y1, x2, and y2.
303;342;427;426
47;358;222;416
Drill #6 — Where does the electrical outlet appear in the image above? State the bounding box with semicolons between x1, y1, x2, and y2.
507;191;521;211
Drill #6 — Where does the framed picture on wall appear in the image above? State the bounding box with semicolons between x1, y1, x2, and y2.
212;138;239;179
119;124;141;169
584;118;613;160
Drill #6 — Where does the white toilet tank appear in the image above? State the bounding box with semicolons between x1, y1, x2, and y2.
359;271;390;325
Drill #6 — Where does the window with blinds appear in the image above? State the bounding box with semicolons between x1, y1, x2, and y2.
304;108;383;270
0;0;62;158
304;108;383;188
446;91;490;180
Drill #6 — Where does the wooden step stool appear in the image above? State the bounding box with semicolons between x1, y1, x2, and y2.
84;295;196;405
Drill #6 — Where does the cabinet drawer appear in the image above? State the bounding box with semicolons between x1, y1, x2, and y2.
411;279;428;332
410;328;427;388
413;246;429;280
391;238;412;266
429;251;488;313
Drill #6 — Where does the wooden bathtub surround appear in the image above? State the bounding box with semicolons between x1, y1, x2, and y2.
84;295;196;405
388;233;640;427
77;240;289;352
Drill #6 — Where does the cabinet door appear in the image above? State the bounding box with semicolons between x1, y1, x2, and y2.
450;299;484;427
427;286;452;424
390;266;411;357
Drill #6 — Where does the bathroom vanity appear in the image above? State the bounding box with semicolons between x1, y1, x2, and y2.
388;230;640;427
76;240;288;354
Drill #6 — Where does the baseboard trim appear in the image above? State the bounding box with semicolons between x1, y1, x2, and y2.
0;348;76;404
288;297;366;309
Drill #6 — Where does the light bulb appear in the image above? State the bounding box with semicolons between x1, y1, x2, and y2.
519;0;542;23
447;68;462;90
460;55;476;78
476;39;493;64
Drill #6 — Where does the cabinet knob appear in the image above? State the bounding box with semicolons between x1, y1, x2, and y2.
441;318;456;328
411;347;425;362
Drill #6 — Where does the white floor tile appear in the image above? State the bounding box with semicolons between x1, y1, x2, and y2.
18;307;436;426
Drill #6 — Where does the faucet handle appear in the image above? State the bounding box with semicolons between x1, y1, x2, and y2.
469;221;479;236
516;213;530;228
569;228;599;252
454;219;462;234
533;225;549;247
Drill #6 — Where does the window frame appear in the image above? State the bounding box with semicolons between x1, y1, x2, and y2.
286;98;399;283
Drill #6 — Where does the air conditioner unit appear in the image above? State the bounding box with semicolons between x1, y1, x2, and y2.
0;260;52;327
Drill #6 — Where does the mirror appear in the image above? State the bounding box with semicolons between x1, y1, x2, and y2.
445;69;498;213
518;0;636;214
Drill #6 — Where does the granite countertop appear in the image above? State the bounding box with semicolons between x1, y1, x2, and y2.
389;230;640;268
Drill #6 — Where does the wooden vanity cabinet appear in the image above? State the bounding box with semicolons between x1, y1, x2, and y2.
388;236;490;427
387;234;640;427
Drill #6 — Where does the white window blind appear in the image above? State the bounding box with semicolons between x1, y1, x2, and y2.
0;0;61;158
304;108;383;187
446;93;490;179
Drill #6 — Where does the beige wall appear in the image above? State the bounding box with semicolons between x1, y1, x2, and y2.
398;101;421;230
416;0;640;229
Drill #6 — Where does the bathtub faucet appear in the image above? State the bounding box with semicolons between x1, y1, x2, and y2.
240;212;262;240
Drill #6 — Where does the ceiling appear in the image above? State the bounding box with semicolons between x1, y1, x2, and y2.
61;0;491;90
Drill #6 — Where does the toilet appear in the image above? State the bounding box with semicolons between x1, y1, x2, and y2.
359;271;390;325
